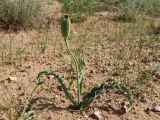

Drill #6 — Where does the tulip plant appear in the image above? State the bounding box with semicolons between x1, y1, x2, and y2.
37;15;133;110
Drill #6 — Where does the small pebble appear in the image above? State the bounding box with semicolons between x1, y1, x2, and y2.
153;106;160;112
7;77;17;83
93;111;103;120
140;94;148;103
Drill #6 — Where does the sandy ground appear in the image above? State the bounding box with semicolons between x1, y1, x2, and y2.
0;1;160;120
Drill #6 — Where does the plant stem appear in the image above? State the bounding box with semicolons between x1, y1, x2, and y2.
22;84;39;114
30;84;39;97
64;39;80;104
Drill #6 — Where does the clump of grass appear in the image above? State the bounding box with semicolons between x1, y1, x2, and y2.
104;0;121;11
61;0;98;14
104;0;160;22
0;0;41;30
147;1;160;17
114;0;140;22
60;0;98;22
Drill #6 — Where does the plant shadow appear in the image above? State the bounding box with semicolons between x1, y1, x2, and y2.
37;103;126;116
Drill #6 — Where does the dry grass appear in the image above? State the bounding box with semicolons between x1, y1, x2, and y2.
0;0;159;120
0;0;41;30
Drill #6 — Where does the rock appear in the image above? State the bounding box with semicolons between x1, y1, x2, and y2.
128;61;134;66
7;77;17;83
153;105;160;112
84;115;89;119
93;111;103;120
55;95;58;98
139;94;148;103
121;101;131;113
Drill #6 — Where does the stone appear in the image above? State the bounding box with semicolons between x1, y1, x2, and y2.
93;111;103;120
153;106;160;112
139;94;148;103
8;77;17;82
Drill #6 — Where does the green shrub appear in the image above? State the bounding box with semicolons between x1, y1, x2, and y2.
60;0;98;15
0;0;41;30
115;0;139;22
60;0;98;23
104;0;160;19
134;0;160;17
104;0;124;11
147;1;160;17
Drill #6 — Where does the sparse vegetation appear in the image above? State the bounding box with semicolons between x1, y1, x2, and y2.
0;0;159;120
60;0;98;15
36;15;133;110
0;0;41;30
60;0;98;22
114;0;139;22
104;0;160;21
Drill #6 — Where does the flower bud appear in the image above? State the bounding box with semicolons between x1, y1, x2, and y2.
61;15;71;40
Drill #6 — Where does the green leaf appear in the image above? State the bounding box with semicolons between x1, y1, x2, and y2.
74;50;85;72
19;111;35;120
79;82;133;110
78;57;85;72
78;73;85;94
37;70;78;106
25;97;55;112
68;79;74;87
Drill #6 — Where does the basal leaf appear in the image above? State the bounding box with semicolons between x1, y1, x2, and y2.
79;82;133;110
37;70;77;106
25;97;55;112
78;58;85;72
78;73;85;94
19;111;35;120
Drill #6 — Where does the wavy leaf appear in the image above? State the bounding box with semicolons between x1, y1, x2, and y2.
79;82;133;110
19;111;35;120
78;73;85;94
25;97;55;112
37;70;77;106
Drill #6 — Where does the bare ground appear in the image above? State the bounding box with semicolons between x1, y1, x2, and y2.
0;1;160;120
